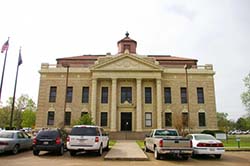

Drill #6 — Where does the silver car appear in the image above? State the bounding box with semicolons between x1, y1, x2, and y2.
0;130;33;154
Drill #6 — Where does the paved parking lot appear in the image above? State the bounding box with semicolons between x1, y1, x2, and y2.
0;150;250;166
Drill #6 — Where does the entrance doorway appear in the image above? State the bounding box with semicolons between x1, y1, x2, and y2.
121;112;132;131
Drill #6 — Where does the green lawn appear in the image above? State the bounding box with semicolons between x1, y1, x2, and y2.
222;135;250;148
109;140;117;147
136;140;144;149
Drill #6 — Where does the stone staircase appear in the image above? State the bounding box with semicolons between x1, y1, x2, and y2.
109;131;148;140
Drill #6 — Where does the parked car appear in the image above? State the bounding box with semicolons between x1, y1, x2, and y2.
186;134;225;159
22;128;32;133
32;128;68;156
0;130;33;154
144;129;193;160
67;125;109;156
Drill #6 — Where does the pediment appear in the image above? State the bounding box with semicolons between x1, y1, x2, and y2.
91;54;162;71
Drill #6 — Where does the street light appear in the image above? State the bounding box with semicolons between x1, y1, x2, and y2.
184;64;192;133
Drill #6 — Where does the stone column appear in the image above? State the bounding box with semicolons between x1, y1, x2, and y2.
156;79;162;129
136;78;142;131
91;79;97;124
111;78;117;131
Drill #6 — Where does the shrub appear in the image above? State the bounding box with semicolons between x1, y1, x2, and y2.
73;114;95;126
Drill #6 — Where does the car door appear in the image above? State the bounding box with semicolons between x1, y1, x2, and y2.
22;132;32;149
100;128;108;148
17;132;26;149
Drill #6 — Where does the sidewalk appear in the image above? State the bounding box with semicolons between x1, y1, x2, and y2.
104;140;149;161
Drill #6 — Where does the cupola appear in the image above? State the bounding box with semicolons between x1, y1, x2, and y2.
117;32;137;54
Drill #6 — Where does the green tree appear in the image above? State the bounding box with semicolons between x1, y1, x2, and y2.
0;108;10;128
21;110;36;128
246;117;250;129
5;94;37;129
241;72;250;115
73;114;94;126
236;117;247;130
217;112;230;132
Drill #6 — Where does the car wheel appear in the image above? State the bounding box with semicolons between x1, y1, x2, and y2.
97;145;103;156
58;145;64;156
215;154;221;159
191;152;197;158
104;141;109;151
144;142;149;152
154;147;161;160
33;150;40;156
70;151;76;156
182;155;189;160
12;145;19;155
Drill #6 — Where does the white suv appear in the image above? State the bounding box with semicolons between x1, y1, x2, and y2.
67;125;109;156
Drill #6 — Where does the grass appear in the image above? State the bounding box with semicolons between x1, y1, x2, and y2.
109;140;117;148
136;140;145;149
222;135;250;148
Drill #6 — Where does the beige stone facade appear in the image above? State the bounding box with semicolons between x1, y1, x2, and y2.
36;34;218;133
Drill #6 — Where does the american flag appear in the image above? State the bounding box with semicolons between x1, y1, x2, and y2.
1;40;9;53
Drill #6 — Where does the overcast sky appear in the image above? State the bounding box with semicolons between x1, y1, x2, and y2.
0;0;249;120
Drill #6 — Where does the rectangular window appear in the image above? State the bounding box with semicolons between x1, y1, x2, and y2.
197;87;205;104
101;87;108;103
145;87;152;104
145;112;152;127
182;112;188;127
66;87;73;103
82;87;89;103
101;112;108;127
121;87;132;103
47;112;54;125
49;86;57;102
199;112;206;127
165;112;172;127
181;87;187;104
164;87;172;104
64;112;71;126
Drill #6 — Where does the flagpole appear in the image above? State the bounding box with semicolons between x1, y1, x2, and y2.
0;37;10;101
10;47;22;129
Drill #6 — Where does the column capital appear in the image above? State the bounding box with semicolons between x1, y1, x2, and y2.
92;78;97;82
112;78;117;83
156;78;162;83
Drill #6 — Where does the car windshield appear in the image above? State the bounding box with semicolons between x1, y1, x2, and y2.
194;135;216;140
71;127;98;136
37;130;59;139
0;132;14;138
155;130;178;136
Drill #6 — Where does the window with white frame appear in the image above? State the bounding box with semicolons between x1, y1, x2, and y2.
145;112;152;127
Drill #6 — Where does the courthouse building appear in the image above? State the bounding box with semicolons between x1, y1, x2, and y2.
36;33;218;135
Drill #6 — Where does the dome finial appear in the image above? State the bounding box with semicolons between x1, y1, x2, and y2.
125;31;129;37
